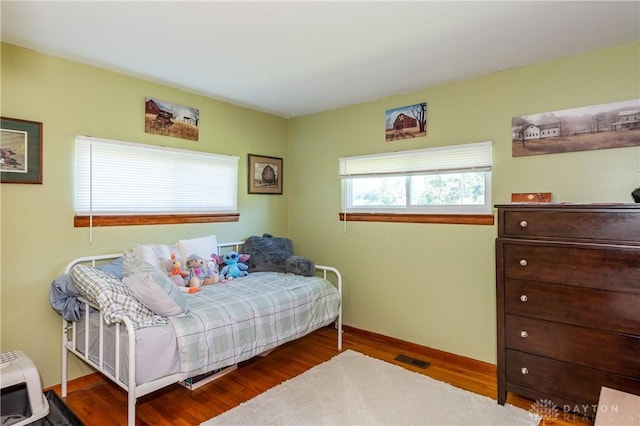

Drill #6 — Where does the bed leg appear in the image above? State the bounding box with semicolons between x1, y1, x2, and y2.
61;319;68;397
128;394;136;426
335;267;343;351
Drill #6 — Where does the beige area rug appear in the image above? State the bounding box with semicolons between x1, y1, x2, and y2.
201;349;540;426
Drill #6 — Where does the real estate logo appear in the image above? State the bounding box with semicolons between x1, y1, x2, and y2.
530;397;624;424
529;399;560;424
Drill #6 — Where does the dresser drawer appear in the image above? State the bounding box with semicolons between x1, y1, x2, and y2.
506;350;640;412
502;242;640;293
500;209;640;242
504;279;640;335
505;314;640;377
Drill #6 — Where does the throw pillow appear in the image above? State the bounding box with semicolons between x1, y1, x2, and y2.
132;242;181;271
177;234;218;261
70;264;168;328
121;253;189;317
241;233;315;276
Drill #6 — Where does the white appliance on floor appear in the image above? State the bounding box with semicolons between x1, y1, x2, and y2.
1;350;49;426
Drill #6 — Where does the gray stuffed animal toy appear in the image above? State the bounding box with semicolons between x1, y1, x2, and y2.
241;234;315;276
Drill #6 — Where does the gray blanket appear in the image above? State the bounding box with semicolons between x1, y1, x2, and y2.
50;258;123;321
50;273;84;321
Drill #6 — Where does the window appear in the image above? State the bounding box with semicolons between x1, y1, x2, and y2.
75;136;239;225
339;141;492;216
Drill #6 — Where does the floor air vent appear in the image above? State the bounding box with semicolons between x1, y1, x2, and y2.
395;354;430;369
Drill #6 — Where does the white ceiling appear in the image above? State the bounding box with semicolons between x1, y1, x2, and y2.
2;1;639;118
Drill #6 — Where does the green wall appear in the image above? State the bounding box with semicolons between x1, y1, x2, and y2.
1;41;638;388
0;43;289;387
287;41;640;364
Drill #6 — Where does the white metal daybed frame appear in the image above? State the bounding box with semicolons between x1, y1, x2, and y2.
60;242;343;426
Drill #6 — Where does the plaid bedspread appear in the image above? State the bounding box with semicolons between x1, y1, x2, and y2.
167;272;340;377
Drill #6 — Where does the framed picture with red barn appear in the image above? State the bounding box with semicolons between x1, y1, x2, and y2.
385;102;427;141
248;154;283;194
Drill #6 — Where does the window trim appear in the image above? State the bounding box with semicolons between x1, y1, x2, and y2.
338;212;494;225
74;213;239;227
339;141;493;219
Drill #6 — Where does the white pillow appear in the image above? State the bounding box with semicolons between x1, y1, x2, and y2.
177;234;218;261
70;264;168;328
121;253;188;317
132;243;181;271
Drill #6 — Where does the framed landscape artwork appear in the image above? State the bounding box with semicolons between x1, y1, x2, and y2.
385;102;427;141
512;99;640;157
144;97;200;141
1;117;43;184
248;154;283;194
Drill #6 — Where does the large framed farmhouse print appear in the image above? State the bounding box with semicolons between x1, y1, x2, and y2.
512;99;640;157
385;102;427;141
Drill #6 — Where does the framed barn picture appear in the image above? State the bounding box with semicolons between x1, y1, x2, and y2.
385;102;427;141
144;97;199;141
1;117;43;184
248;154;283;194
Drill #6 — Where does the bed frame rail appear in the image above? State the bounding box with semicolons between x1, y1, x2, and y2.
60;242;343;426
61;253;185;426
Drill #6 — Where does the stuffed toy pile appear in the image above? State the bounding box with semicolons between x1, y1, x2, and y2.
241;233;315;276
163;253;220;291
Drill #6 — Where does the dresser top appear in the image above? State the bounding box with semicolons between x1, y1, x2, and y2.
495;203;640;210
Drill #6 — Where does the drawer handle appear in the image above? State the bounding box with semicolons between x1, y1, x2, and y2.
520;295;528;302
519;220;528;228
519;259;528;267
521;367;529;375
520;330;528;338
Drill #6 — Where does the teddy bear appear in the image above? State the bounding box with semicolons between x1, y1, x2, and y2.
216;251;250;280
185;253;219;287
204;256;222;284
163;253;188;287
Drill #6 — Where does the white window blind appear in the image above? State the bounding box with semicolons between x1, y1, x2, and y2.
339;141;492;177
75;136;238;215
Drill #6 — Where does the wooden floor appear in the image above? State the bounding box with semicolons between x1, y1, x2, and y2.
51;326;593;426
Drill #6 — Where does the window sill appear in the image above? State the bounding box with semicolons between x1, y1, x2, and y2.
338;212;494;225
74;213;240;227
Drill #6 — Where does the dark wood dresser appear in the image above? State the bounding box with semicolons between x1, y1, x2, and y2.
495;204;640;417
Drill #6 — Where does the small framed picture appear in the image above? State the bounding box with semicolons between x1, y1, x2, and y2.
248;154;283;195
1;117;43;184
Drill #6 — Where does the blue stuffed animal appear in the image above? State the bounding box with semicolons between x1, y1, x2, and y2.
216;251;251;279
